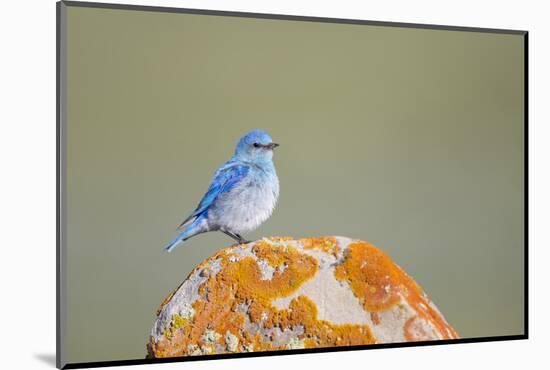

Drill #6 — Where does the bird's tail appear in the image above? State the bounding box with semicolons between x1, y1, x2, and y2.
163;234;186;253
163;217;203;252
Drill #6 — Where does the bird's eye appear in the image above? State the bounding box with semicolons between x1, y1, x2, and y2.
253;143;261;148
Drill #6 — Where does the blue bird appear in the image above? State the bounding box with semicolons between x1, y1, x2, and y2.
164;129;280;252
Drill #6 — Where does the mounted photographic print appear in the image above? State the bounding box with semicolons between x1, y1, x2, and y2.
57;1;528;368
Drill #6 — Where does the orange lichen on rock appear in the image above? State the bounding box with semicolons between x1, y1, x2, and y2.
266;236;294;242
334;241;458;339
148;236;458;358
300;236;342;259
334;242;405;312
150;241;322;357
370;312;381;326
267;295;376;348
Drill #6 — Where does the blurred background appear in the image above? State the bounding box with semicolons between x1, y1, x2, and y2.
65;4;524;363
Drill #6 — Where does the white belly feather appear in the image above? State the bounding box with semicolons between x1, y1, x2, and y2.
210;169;279;234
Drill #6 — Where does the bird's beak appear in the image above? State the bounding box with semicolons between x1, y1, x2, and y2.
267;143;280;150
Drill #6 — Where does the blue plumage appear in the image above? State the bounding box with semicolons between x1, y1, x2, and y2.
164;129;280;252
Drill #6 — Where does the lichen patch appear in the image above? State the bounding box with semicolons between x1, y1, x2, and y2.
334;241;458;340
148;237;458;358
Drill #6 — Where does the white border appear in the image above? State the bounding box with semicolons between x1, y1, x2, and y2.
1;1;546;369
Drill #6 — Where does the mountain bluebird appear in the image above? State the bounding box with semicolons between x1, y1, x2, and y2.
163;129;280;252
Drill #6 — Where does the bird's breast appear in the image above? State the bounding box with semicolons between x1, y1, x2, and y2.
214;169;279;233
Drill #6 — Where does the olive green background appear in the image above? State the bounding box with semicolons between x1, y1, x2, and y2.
64;4;525;364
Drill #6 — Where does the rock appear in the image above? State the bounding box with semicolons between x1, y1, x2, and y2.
147;237;458;358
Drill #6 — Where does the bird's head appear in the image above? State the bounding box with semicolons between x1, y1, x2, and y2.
234;129;279;163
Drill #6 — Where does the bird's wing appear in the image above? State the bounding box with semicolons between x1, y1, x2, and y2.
177;161;250;230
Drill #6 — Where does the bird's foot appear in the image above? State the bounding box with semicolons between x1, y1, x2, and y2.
221;230;252;245
235;233;252;244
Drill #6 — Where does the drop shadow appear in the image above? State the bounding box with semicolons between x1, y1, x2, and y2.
34;353;56;367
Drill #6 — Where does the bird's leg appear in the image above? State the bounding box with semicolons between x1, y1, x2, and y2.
220;229;249;245
235;233;252;244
